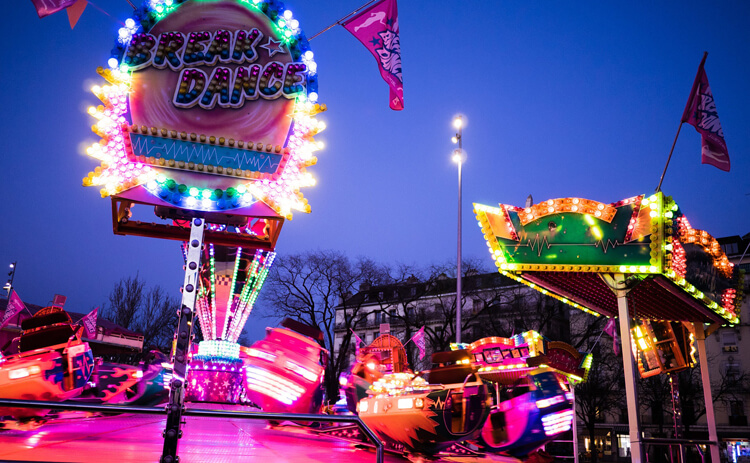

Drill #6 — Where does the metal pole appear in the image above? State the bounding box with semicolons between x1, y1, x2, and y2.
308;0;379;40
161;218;205;463
572;384;579;463
454;117;463;345
693;323;721;463
612;274;645;462
656;122;684;193
5;261;16;298
456;151;462;345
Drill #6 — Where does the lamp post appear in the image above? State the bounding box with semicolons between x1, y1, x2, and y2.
451;115;464;344
4;261;17;298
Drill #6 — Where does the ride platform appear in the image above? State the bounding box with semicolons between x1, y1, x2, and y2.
0;404;521;463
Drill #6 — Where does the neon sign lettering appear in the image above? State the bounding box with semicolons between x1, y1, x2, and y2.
124;30;306;109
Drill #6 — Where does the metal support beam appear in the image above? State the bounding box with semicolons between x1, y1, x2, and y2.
571;385;579;463
604;273;644;462
161;217;205;463
693;322;721;463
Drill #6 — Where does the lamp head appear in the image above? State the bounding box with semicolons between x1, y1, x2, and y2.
452;149;465;164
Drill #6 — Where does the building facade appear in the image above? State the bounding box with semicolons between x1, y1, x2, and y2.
333;271;572;372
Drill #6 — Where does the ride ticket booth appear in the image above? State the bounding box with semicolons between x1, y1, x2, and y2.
474;192;744;463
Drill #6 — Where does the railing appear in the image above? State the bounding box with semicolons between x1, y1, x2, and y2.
642;437;715;463
0;398;384;463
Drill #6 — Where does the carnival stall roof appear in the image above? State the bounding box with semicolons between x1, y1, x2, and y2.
474;192;742;325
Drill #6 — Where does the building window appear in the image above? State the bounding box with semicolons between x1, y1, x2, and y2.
378;291;384;300
731;400;745;416
724;362;741;382
389;309;396;322
407;307;415;320
374;312;382;324
364;293;369;302
722;242;739;255
472;299;483;314
410;287;417;296
722;331;739;353
730;401;748;426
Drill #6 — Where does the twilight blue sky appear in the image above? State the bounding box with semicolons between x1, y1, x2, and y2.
1;0;749;342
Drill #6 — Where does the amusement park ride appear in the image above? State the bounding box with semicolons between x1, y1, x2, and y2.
0;1;745;463
331;331;591;461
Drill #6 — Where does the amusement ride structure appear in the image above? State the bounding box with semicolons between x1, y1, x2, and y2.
78;0;327;459
474;192;744;461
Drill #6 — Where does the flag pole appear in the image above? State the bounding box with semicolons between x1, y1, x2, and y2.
656;123;684;192
656;52;708;192
308;0;380;40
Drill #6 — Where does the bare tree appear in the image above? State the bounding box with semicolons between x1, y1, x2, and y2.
574;346;624;463
259;250;390;401
102;275;180;355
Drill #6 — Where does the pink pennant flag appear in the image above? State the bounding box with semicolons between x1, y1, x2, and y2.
351;329;364;357
603;318;620;356
411;326;426;360
29;0;77;18
1;290;27;330
342;0;404;110
67;0;87;29
681;54;730;172
80;307;98;339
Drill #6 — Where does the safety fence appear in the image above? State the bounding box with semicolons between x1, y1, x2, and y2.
0;398;384;463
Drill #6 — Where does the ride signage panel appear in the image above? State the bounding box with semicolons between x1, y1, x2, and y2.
83;0;325;219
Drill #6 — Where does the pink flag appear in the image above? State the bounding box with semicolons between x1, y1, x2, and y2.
351;329;364;357
1;290;26;330
412;326;426;360
681;54;730;172
67;0;87;29
342;0;404;110
603;318;620;356
29;0;77;18
80;307;98;339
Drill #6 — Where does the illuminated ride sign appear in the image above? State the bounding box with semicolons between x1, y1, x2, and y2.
475;192;742;324
83;0;325;246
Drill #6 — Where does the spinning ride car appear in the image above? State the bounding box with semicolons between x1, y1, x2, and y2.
342;333;409;413
243;318;327;413
466;333;588;457
0;307;94;418
72;351;172;407
357;349;491;458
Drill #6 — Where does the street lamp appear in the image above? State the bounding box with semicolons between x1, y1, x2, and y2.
451;115;464;344
5;261;17;298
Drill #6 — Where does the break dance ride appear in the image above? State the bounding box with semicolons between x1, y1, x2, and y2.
80;0;326;458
